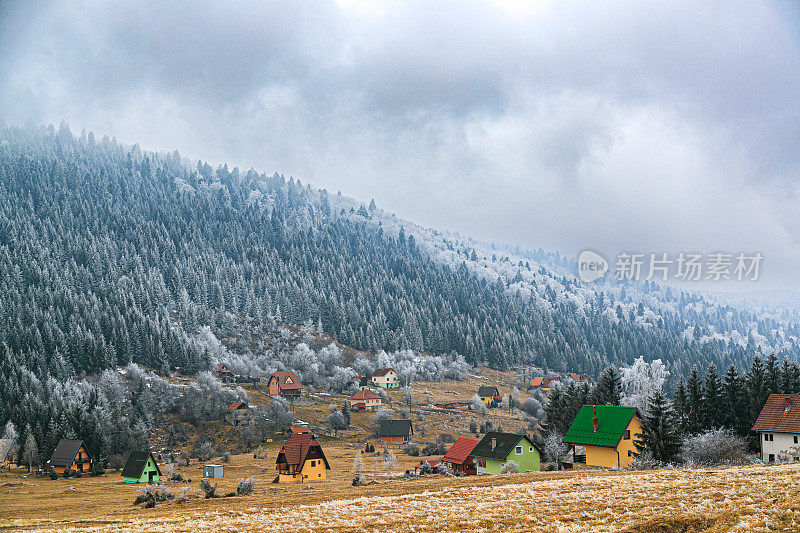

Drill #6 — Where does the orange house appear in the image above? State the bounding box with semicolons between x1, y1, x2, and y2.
46;439;93;476
275;433;330;483
267;371;303;399
349;388;382;412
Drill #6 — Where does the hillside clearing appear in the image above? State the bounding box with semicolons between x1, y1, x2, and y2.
3;463;800;532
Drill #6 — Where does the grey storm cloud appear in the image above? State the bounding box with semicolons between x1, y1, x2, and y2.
1;0;799;288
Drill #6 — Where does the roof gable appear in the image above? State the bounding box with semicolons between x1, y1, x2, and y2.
442;437;479;464
122;451;161;478
276;433;330;470
270;371;303;390
563;405;638;448
48;439;88;468
351;388;382;400
478;386;500;396
380;419;413;437
227;401;247;412
752;394;800;432
372;368;396;377
471;432;536;460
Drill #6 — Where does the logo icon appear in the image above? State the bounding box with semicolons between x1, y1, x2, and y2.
578;250;608;282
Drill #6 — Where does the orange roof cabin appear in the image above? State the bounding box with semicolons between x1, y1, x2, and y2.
290;426;312;435
46;439;93;476
267;371;303;399
274;433;330;483
225;401;250;426
349;387;382;412
752;394;800;462
528;376;561;391
215;363;234;383
442;437;479;475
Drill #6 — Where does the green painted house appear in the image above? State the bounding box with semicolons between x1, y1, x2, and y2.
471;432;541;474
122;451;162;484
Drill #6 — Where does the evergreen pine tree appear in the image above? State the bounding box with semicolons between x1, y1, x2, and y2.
703;364;723;429
633;390;681;463
590;367;622;406
685;366;703;434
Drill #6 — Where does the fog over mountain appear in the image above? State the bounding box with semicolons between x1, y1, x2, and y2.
2;0;799;289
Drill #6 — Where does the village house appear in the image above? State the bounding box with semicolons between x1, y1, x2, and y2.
275;432;330;483
46;439;93;476
752;394;800;462
351;374;371;387
442;436;479;475
528;376;561;392
267;371;303;399
471;432;541;474
371;368;400;389
289;426;312;436
215;363;234;383
379;419;413;444
122;451;161;484
349;387;382;412
563;405;642;468
225;401;250;426
0;439;13;469
477;386;503;407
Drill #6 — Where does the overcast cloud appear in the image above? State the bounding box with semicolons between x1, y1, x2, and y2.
1;0;799;289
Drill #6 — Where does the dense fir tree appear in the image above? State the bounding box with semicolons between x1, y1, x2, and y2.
703;364;723;429
633;390;681;463
590;367;622;406
685;367;704;435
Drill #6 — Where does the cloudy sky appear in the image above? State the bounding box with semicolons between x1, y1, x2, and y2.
1;0;799;289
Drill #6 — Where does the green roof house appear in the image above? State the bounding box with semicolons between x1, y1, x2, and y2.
122;451;162;484
471;432;541;474
563;405;642;468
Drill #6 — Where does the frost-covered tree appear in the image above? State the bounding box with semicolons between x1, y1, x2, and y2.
620;357;669;414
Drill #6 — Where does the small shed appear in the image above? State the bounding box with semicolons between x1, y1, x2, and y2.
203;464;224;478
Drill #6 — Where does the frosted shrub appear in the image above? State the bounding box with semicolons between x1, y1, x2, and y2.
470;394;487;414
237;477;254;496
199;478;217;498
501;460;519;474
135;485;174;506
681;428;751;466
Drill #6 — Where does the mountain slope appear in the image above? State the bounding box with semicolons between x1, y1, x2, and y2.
0;123;797;385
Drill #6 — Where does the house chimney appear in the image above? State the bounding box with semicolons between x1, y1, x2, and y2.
592;406;599;433
491;438;497;450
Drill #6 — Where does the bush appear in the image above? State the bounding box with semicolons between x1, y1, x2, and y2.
91;465;105;476
403;443;420;456
221;452;231;463
500;460;519;474
436;433;456;445
237;477;254;496
134;485;174;506
48;470;59;480
352;475;366;486
199;478;217;498
681;429;751;466
421;442;446;456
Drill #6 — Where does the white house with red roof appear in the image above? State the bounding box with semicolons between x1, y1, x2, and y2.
349;387;382;412
752;394;800;462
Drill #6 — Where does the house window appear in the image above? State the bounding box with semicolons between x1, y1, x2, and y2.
529;447;534;453
795;436;798;444
515;446;523;455
769;454;775;462
310;460;315;467
623;430;630;440
628;450;633;457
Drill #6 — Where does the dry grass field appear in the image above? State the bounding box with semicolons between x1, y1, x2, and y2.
3;458;800;532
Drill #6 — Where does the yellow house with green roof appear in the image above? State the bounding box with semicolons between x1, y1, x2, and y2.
563;405;642;468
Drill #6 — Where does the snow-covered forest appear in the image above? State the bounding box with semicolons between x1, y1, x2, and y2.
1;123;800;464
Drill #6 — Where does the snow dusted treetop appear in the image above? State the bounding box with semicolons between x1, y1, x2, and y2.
620;357;669;414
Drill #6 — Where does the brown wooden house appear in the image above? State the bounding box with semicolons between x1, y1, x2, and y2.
267;371;303;399
379;419;413;444
442;436;479;475
275;433;330;483
46;439;93;476
215;363;234;383
225;401;251;426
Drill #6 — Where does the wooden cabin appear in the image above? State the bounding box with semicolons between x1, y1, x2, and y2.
267;371;303;399
379;419;413;444
46;439;93;476
275;433;330;483
563;405;642;468
442;437;479;475
122;451;161;484
225;401;251;426
215;363;234;383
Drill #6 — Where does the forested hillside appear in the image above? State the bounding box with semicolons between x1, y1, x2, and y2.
1;123;798;387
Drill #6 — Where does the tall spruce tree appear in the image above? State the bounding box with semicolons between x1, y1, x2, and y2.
703;364;723;429
747;356;768;420
685;366;703;435
633;390;681;463
722;364;746;435
590;367;622;406
765;353;781;395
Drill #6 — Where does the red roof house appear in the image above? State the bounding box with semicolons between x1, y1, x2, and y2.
349;388;382;412
267;371;303;399
275;433;330;483
225;401;250;426
752;394;800;462
442;437;480;475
